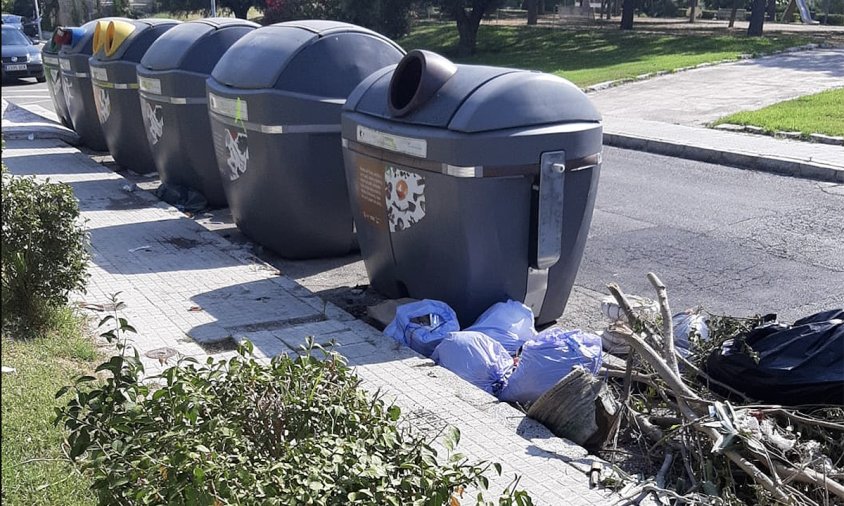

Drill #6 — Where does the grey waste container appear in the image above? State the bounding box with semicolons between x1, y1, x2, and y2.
58;19;111;151
136;18;259;208
341;50;603;326
42;29;73;129
89;18;179;175
206;20;405;259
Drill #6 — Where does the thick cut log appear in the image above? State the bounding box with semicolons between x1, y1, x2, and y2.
527;367;618;450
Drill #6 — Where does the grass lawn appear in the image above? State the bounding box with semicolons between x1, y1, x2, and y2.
399;23;811;87
1;308;98;506
713;87;844;137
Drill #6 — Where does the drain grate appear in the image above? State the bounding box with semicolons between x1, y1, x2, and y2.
145;347;177;362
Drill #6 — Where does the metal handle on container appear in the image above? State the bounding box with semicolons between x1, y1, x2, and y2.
533;150;566;270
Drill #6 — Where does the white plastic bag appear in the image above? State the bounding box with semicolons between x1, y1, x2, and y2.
466;300;537;355
498;328;603;405
431;331;513;395
383;299;460;357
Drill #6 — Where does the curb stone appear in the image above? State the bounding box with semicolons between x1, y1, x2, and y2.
603;132;844;183
715;123;844;146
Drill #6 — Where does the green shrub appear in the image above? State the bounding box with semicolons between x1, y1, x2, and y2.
822;13;843;25
56;315;534;505
1;173;89;334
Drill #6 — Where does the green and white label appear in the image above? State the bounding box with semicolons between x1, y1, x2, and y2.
43;55;58;66
90;66;108;82
209;93;248;121
357;126;427;158
138;76;162;94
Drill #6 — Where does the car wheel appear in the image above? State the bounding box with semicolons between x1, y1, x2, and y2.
36;74;46;83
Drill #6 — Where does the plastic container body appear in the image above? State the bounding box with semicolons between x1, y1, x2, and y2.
341;51;603;326
58;19;113;151
206;21;404;258
88;18;179;174
42;32;73;129
136;18;258;207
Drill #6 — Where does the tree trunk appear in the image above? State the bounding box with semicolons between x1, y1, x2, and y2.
454;8;483;57
747;0;766;35
527;0;538;24
766;0;777;20
728;0;739;27
688;0;697;22
620;0;635;29
229;2;250;19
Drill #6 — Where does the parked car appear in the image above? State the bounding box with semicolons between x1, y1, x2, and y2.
1;13;24;30
1;25;45;82
2;13;39;41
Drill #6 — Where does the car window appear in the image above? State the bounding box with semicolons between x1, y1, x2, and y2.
2;26;31;45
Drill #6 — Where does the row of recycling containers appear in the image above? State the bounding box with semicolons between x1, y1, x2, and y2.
43;17;604;327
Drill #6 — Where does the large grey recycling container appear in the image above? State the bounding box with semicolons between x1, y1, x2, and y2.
58;19;111;151
137;18;259;208
89;18;179;175
42;29;73;129
341;50;603;326
207;20;405;259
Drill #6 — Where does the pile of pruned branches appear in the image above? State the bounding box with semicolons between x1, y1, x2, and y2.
595;273;843;506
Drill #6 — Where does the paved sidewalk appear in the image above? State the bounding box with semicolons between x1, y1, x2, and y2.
591;48;844;182
2;137;615;505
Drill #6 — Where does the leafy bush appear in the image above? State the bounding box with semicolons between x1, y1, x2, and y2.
1;172;88;334
56;314;534;505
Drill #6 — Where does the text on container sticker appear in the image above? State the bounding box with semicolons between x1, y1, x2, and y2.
356;126;427;158
209;94;248;121
90;66;108;82
138;76;162;94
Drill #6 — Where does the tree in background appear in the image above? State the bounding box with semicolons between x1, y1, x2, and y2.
435;0;502;56
261;0;413;39
157;0;262;19
620;0;634;27
747;0;765;34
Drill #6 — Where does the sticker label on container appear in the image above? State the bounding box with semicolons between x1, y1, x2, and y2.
62;75;74;103
48;67;60;87
94;86;110;124
357;126;427;159
138;76;162;95
385;166;426;232
141;99;164;145
209;93;248;121
90;66;108;82
224;128;249;181
356;157;389;230
43;55;58;66
59;58;71;71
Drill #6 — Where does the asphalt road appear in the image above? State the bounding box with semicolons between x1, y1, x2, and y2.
5;80;843;330
1;78;53;110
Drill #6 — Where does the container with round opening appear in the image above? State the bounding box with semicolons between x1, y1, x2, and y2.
42;28;74;129
137;18;259;208
206;20;405;259
341;50;603;326
89;18;179;175
58;19;124;151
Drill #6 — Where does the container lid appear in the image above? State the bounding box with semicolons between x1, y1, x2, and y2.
57;19;100;56
92;18;179;63
140;18;259;73
211;20;405;98
346;50;601;134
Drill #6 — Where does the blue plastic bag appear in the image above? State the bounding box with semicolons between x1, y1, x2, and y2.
383;299;460;357
498;328;603;405
466;300;537;355
431;331;514;395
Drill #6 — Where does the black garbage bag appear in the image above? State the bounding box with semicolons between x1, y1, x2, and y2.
154;183;208;214
705;309;844;406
